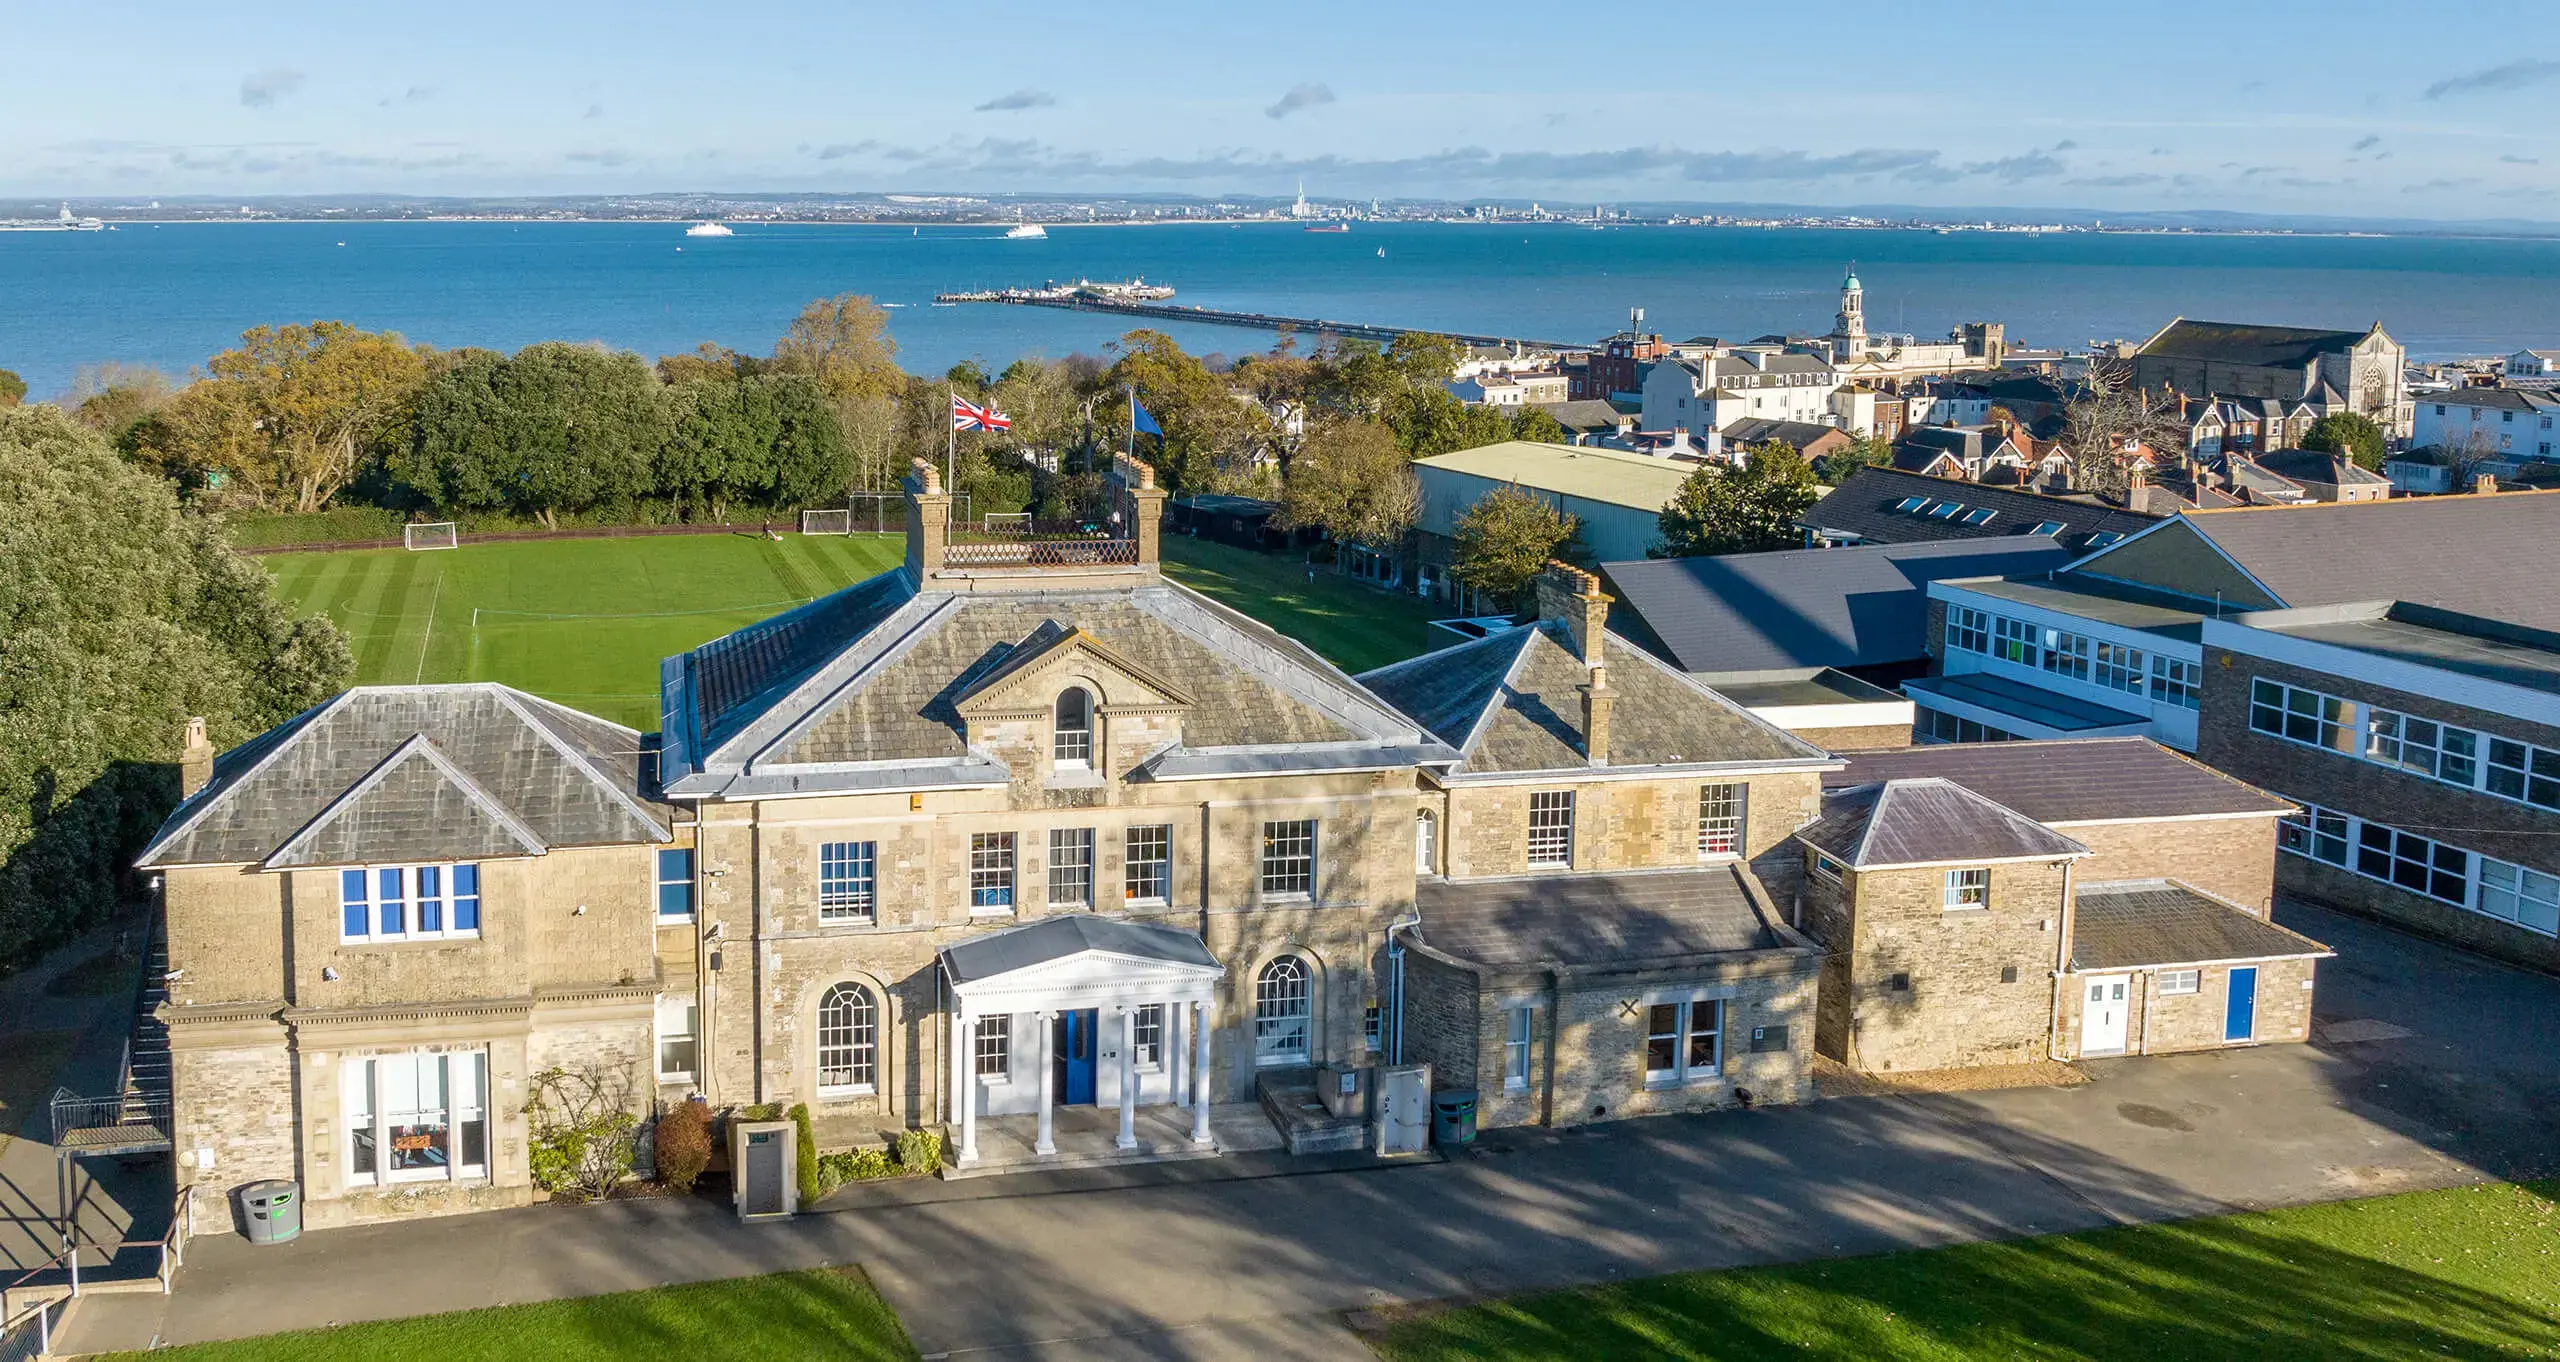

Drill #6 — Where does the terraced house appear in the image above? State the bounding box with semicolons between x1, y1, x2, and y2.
142;457;2325;1227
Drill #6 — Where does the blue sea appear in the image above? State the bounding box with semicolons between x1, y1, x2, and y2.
4;220;2558;398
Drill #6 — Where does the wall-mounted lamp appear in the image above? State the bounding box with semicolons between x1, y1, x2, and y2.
572;904;587;916
321;966;340;982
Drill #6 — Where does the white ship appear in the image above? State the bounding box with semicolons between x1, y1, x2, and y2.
684;221;733;237
1004;223;1048;240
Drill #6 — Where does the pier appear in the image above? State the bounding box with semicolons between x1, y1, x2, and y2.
935;288;1590;352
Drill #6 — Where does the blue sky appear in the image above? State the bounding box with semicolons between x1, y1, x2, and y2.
7;1;2556;218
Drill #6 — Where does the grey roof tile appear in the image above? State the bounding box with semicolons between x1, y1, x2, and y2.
1799;778;2089;868
1413;866;1784;967
2070;880;2332;970
1826;739;2293;824
2169;495;2560;629
939;915;1221;985
1801;467;2160;553
139;685;671;869
1599;537;2075;673
2137;320;2370;369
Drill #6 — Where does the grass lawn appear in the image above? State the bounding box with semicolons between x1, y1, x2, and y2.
262;532;1441;728
96;1266;918;1362
1374;1179;2560;1361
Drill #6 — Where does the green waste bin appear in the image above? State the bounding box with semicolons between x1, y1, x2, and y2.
240;1180;301;1244
1431;1090;1478;1147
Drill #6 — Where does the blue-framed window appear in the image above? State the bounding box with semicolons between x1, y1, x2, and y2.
657;849;696;920
339;864;480;943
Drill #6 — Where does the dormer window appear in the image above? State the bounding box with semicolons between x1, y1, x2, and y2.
1053;687;1094;766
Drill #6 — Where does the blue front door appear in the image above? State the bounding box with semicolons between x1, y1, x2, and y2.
1057;1009;1098;1105
2224;967;2258;1042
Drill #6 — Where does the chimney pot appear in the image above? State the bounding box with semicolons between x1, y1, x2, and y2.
180;717;214;798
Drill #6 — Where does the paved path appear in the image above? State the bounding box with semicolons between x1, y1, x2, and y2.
55;902;2560;1359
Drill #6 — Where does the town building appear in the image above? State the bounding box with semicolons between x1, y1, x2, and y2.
2242;449;2391;503
1573;321;1670;403
1532;400;1638;447
1411;441;1690;602
1797;467;2160;554
1822;269;2005;380
2410;386;2560;463
1717;417;1852;464
2128;319;2410;438
1640;348;1840;443
1801;740;2323;1070
2503;349;2560;382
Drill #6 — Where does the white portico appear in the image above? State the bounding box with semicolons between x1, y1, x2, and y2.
938;916;1224;1169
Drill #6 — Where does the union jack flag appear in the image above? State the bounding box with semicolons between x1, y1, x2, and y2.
951;395;1013;432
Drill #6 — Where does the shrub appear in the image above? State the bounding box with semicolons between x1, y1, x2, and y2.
787;1103;823;1198
895;1128;945;1176
653;1097;713;1194
815;1147;897;1190
523;1067;641;1201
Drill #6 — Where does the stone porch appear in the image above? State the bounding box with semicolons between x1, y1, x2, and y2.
940;1101;1284;1180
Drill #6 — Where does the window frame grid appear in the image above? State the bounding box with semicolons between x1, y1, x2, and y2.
1124;824;1172;904
1942;866;1991;911
655;848;695;920
1503;1006;1534;1090
1133;1003;1165;1070
339;863;482;944
973;1015;1011;1080
1526;790;1576;869
1260;819;1317;898
1644;999;1723;1086
1697;783;1746;859
817;840;879;920
656;996;699;1081
1047;827;1095;908
816;982;879;1094
969;833;1018;913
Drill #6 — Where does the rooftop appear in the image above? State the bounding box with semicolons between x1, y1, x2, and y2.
940;916;1221;986
1798;777;2090;870
2232;601;2560;696
2136;319;2378;369
1801;466;2160;553
2165;492;2560;629
1901;672;2150;733
1825;739;2293;825
2070;881;2332;971
1599;536;2075;675
1711;668;1905;711
1411;865;1790;968
1411;440;1691;512
1937;575;2207;642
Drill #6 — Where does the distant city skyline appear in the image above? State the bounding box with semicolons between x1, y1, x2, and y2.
8;1;2556;220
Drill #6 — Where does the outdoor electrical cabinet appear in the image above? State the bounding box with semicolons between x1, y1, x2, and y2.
730;1120;798;1221
1374;1063;1431;1156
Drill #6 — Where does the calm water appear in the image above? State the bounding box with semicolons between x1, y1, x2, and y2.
4;221;2557;397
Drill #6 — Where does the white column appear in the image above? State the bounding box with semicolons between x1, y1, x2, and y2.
1116;1007;1140;1150
1034;1010;1056;1156
1170;1001;1188;1109
1189;998;1213;1146
955;1009;978;1166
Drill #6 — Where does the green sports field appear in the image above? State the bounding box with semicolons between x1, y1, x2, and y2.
261;532;1441;730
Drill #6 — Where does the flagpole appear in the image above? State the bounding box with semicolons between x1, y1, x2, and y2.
1126;385;1135;461
946;384;956;494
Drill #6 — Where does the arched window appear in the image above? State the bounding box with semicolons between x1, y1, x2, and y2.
1053;688;1094;766
1255;956;1312;1064
816;983;878;1094
1414;809;1437;876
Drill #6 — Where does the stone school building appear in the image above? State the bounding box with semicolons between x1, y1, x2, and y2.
140;458;2320;1227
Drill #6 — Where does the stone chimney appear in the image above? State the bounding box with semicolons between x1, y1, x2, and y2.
903;458;949;581
180;717;214;799
1533;560;1610;666
1580;663;1614;767
1110;452;1169;565
2474;472;2499;496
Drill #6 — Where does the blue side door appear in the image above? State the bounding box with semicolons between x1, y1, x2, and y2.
1059;1009;1098;1105
2224;966;2258;1043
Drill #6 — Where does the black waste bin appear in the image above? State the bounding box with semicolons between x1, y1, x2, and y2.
240;1180;301;1244
1431;1090;1478;1146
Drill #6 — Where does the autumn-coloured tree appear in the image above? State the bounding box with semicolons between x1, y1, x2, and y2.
158;322;429;511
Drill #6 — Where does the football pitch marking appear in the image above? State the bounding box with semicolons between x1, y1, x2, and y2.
414;569;443;684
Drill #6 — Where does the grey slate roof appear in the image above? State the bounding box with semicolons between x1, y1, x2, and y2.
2153;494;2560;630
1356;621;1831;778
1825;739;2293;825
665;571;1450;799
1902;672;2151;732
138;684;673;869
1802;467;2161;553
2249;449;2390;487
1601;537;2075;674
2069;881;2332;971
1534;399;1632;433
1720;418;1844;450
1797;778;2089;869
1412;866;1785;967
939;916;1222;986
2137;320;2369;369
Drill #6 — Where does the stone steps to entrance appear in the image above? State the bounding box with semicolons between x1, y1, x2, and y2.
1255;1069;1368;1156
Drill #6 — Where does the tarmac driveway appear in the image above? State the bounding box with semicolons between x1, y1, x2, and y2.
55;899;2560;1360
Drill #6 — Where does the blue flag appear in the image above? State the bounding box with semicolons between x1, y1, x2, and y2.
1132;397;1164;438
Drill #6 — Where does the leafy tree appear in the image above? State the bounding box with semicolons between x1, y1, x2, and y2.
1277;418;1418;553
772;293;902;400
2302;411;2387;470
762;373;855;510
1653;442;1820;558
156;322;429;511
1453;485;1586;609
1510;406;1569;445
655;343;758;386
658;376;778;519
397;343;670;525
1387;386;1515;457
1813;433;1891;485
68;364;176;444
0;368;25;406
1098;330;1262;492
1386;333;1466;388
0;406;351;968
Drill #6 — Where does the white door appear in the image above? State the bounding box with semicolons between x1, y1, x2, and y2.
2080;975;2130;1055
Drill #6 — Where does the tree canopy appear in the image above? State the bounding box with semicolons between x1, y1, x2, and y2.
2302;411;2387;470
0;368;24;406
0;406;351;968
158;322;430;512
1277;417;1419;552
1653;443;1820;558
1453;485;1585;609
395;343;671;525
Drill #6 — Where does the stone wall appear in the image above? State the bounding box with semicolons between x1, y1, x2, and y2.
1441;772;1824;887
168;1025;296;1194
2056;959;2317;1058
1838;859;2069;1071
1794;723;1916;751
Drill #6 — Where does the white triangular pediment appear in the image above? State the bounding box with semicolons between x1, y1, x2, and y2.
950;945;1223;1011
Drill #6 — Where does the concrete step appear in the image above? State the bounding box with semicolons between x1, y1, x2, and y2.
1255;1070;1369;1156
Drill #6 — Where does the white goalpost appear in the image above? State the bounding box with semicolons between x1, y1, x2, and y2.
404;522;459;551
799;509;853;536
982;512;1032;536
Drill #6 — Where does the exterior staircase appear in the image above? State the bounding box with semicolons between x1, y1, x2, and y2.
1254;1068;1368;1155
120;930;171;1127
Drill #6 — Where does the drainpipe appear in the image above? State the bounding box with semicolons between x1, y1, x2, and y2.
1385;910;1421;1064
2047;857;2076;1063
